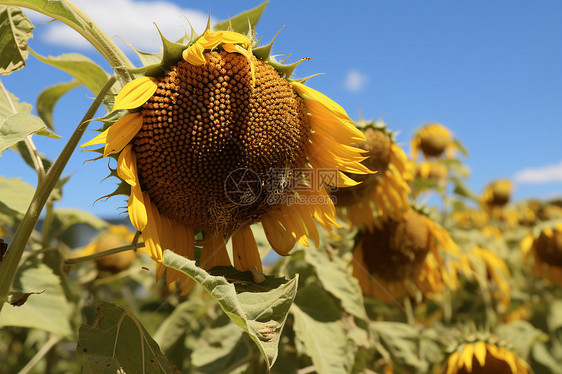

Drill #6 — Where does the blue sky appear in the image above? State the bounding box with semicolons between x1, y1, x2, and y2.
2;0;562;218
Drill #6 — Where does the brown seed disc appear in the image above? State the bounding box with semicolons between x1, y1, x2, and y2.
332;128;391;207
419;131;449;157
360;210;430;281
535;228;562;266
133;51;310;234
490;185;511;206
456;349;513;374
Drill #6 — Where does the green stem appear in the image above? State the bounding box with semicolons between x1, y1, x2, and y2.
0;0;134;83
64;242;144;265
0;76;116;312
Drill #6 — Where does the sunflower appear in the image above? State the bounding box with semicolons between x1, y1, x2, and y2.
481;180;513;218
82;21;371;293
352;209;461;303
442;340;530;374
416;159;449;180
465;247;511;311
410;123;459;160
329;120;411;230
76;225;138;274
521;222;562;285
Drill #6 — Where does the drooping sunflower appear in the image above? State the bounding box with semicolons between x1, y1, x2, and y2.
521;222;562;285
481;179;513;218
465;247;511;311
410;123;460;160
82;14;371;293
76;225;138;274
329;120;411;230
415;159;449;180
351;209;462;303
442;340;531;374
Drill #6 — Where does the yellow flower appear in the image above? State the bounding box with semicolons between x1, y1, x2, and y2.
521;222;562;285
452;209;490;229
410;123;458;160
329;120;411;230
481;179;513;217
442;341;530;374
416;160;449;180
76;225;138;274
352;209;461;303
83;26;370;293
467;247;511;311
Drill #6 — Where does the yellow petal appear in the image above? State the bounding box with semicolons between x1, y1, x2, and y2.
103;113;143;156
291;82;350;121
261;214;296;256
81;128;108;148
446;350;459;374
182;42;206;65
117;145;137;186
460;344;474;371
232;226;263;273
142;191;163;262
200;233;231;270
112;77;158;112
128;182;147;231
473;342;487;367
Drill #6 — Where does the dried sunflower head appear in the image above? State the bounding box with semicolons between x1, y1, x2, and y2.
411;123;460;160
521;222;562;285
329;120;411;230
351;209;461;304
82;10;371;292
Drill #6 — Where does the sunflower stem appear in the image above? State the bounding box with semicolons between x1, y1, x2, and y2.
0;76;116;313
64;242;145;265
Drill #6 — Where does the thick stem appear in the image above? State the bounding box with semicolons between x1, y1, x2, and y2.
0;77;116;312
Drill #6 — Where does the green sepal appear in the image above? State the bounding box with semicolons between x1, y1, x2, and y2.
213;1;269;35
289;73;325;84
94;181;131;205
253;27;282;61
269;57;309;79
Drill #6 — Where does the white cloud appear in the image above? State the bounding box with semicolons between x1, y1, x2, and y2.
27;0;214;52
344;69;369;93
514;160;562;184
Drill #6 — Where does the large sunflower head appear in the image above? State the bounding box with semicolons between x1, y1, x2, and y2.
411;123;459;160
329;119;411;230
82;11;371;292
521;222;562;285
351;209;461;303
442;338;531;374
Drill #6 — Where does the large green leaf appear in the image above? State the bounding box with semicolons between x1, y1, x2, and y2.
0;0;86;33
36;80;80;130
0;87;46;154
291;285;351;374
548;300;562;333
371;321;427;372
77;303;174;374
0;176;35;216
304;248;368;321
213;1;268;35
30;50;110;96
162;250;297;369
51;208;108;236
0;258;73;336
0;5;34;75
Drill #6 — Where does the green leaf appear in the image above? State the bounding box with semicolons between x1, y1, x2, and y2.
29;50;110;96
0;87;46;154
495;321;548;358
371;321;427;372
192;322;251;373
548;300;562;333
531;343;562;374
291;285;352;374
0;176;35;216
162;250;297;369
36;80;81;130
36;127;62;139
451;176;479;202
77;302;174;374
213;1;269;35
51;208;108;235
0;258;73;336
304;248;368;321
0;5;34;75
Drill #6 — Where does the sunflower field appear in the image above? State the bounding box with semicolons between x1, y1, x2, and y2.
1;2;562;373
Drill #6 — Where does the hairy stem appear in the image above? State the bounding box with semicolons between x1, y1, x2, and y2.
0;76;116;312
